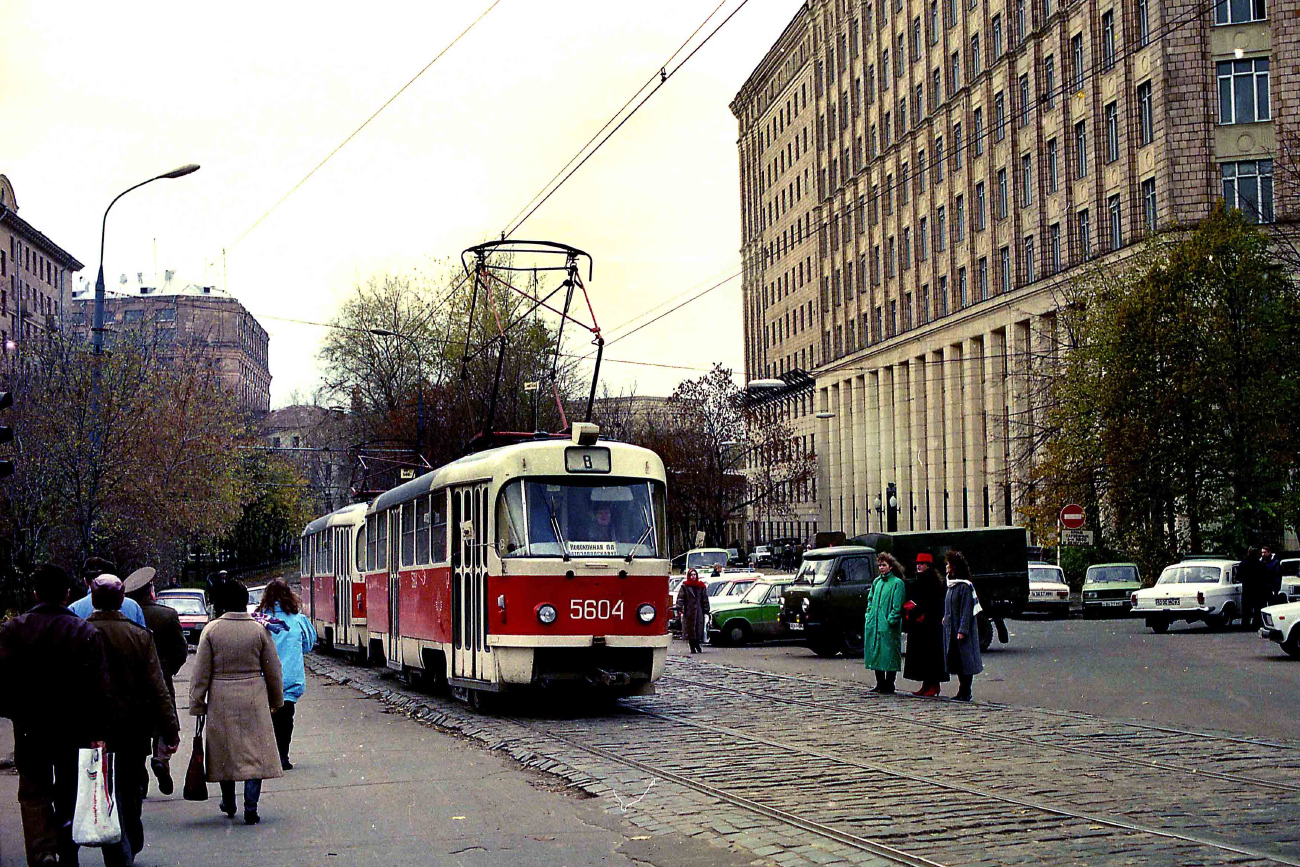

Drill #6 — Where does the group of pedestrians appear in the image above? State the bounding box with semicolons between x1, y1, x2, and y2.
1;562;314;865
1240;546;1285;627
863;550;983;702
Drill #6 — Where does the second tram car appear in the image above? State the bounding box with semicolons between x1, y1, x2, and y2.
300;502;369;658
359;423;670;700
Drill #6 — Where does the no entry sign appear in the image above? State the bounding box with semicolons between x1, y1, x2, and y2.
1060;504;1086;530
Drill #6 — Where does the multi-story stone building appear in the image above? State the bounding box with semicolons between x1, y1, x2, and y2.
0;174;84;348
67;274;272;413
737;0;1289;539
732;12;824;547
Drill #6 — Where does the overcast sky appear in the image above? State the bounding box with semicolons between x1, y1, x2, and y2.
4;0;802;406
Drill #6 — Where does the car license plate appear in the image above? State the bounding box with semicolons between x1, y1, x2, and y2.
1156;598;1180;606
1098;601;1123;607
788;622;804;631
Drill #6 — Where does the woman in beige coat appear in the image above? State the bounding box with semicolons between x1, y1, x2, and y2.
190;582;284;824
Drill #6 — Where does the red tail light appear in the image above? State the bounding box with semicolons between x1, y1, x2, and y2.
1131;593;1138;605
1196;591;1205;605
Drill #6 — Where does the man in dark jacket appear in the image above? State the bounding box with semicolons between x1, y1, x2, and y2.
1261;547;1283;603
87;575;180;866
0;563;112;867
124;567;186;797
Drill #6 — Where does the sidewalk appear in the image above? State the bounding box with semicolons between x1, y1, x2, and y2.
3;659;749;867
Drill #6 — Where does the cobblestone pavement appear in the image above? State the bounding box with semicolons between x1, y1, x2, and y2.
308;654;1300;867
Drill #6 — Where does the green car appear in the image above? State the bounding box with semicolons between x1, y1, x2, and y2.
1082;562;1142;617
708;579;791;646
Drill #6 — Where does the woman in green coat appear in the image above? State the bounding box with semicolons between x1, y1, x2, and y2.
864;552;906;694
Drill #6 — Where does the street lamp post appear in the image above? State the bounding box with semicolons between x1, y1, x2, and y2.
370;328;424;465
93;164;200;355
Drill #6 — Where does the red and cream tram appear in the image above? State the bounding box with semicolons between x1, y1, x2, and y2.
300;502;369;659
355;422;670;701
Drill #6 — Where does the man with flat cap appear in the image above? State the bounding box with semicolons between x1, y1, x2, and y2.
88;574;179;866
69;557;146;627
0;563;113;867
124;567;186;797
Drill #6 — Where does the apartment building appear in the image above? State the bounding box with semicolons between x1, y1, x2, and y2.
737;0;1290;538
732;10;825;546
0;174;84;349
67;274;272;413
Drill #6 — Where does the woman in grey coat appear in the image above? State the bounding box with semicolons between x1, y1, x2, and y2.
942;550;983;701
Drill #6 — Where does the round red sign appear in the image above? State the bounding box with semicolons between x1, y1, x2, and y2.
1060;504;1086;530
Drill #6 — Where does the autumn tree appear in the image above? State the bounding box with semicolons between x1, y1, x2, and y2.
1027;205;1300;575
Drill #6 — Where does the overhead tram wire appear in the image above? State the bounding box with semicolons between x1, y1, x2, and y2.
206;0;503;269
503;0;755;238
499;0;731;237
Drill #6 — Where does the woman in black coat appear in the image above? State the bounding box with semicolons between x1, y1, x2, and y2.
902;553;948;696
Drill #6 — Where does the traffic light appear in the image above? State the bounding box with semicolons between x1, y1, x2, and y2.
0;391;13;479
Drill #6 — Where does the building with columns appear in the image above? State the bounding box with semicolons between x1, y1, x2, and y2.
736;0;1292;540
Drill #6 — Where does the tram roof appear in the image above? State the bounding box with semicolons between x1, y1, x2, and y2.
368;437;665;514
301;501;369;537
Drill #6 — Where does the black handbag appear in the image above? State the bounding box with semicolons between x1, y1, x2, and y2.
182;716;208;801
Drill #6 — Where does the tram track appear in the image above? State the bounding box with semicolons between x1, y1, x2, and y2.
658;669;1300;794
309;654;1300;867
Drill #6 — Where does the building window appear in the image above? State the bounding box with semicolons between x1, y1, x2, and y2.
970;33;982;78
1075;120;1088;178
1023;236;1035;283
1101;11;1116;70
1071;33;1084;91
1217;59;1270;125
978;257;990;300
887;236;896;277
920;216;929;260
1142;178;1157;231
955;194;966;241
889;300;898;336
997;168;1008;218
992;14;1003;60
1049;222;1061;273
1019;74;1030;124
935;135;945;182
1047;138;1059;191
938;275;948;317
123;309;143;323
975;182;987;230
901;162;910;205
951;50;961;94
1137;82;1154;145
994;91;1006;141
1021;154;1033;206
1078;208;1092;259
1044;55;1056;108
1215;0;1267;25
957;267;968;308
953;122;963;168
1138;0;1151;45
902;228;912;270
1108;194;1123;250
973;108;984;155
1105;101;1120;162
1221;159;1274;222
1000;246;1012;293
936;206;947;251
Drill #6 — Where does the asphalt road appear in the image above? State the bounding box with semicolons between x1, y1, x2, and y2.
682;613;1300;739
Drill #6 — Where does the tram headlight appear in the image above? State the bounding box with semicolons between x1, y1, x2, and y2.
536;603;558;625
637;603;656;624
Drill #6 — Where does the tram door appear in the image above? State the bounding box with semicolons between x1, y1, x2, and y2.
334;527;352;648
387;509;402;668
451;483;490;681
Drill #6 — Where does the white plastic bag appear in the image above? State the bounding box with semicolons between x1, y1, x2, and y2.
72;747;122;847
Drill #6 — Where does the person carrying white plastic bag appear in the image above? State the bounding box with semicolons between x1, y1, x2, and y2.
72;746;122;848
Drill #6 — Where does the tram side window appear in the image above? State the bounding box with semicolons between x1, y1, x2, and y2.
431;491;448;562
376;511;388;570
366;515;376;572
300;538;308;576
401;501;415;567
415;496;431;565
356;527;365;573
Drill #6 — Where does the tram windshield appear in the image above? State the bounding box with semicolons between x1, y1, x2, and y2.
497;478;667;559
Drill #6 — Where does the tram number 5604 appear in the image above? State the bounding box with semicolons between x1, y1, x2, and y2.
571;599;625;620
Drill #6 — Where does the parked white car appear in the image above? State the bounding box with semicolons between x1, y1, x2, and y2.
1278;558;1300;604
1026;563;1071;617
1259;600;1300;658
1131;559;1241;633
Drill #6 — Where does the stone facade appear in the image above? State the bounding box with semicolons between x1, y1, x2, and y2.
66;275;272;413
737;0;1294;539
0;175;84;350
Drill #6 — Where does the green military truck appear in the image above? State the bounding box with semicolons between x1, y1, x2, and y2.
777;527;1030;656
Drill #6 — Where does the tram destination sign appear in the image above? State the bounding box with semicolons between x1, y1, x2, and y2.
565;446;611;473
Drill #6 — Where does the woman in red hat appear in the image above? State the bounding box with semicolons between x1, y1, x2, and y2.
903;553;948;696
678;569;711;653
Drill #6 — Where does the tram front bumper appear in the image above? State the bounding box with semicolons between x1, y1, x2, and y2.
486;634;671;688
